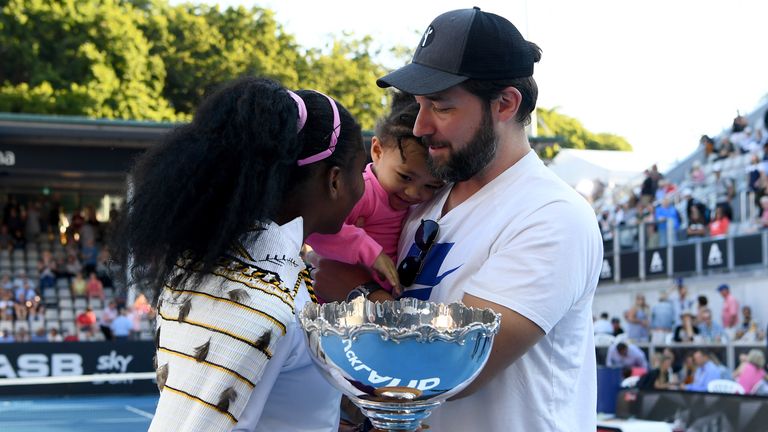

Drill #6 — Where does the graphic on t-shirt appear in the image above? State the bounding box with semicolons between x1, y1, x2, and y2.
400;242;461;300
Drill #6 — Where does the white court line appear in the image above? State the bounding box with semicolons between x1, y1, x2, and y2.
125;405;154;420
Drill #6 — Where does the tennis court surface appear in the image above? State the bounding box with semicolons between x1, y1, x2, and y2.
0;394;159;432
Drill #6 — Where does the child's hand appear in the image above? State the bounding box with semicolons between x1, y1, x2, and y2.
372;252;400;296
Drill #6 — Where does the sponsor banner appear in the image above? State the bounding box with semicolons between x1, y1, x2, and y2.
599;253;613;281
619;252;639;280
672;243;697;274
702;239;728;270
644;248;667;278
0;341;156;396
733;234;763;266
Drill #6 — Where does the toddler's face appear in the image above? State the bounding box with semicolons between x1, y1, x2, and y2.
372;137;445;211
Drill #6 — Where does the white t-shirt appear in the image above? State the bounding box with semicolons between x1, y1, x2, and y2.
398;150;603;432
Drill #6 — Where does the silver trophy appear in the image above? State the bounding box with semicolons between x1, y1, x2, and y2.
299;297;501;431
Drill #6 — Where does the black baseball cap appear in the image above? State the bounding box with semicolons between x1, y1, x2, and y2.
377;7;537;95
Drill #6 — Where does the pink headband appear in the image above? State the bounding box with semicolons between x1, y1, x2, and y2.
287;90;341;167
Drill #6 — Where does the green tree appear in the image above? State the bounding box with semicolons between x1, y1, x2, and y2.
0;0;176;120
536;107;632;155
300;36;388;130
0;0;391;128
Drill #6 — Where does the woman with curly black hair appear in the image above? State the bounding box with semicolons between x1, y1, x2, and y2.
112;76;365;431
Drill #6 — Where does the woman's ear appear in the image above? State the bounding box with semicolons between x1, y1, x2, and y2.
326;166;343;200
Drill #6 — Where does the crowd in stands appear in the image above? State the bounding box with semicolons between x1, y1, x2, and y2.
0;196;155;343
595;111;768;248
595;279;768;396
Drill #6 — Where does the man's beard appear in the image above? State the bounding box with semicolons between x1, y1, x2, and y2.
424;108;497;183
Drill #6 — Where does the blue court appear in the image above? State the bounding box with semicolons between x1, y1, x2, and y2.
0;394;159;432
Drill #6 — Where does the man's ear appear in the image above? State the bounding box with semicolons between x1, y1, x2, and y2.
496;86;523;123
370;136;384;163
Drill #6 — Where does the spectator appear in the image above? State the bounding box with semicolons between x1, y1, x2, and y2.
700;135;716;162
672;279;695;326
30;327;47;342
654;197;680;246
47;327;63;342
697;308;727;343
0;288;14;322
712;164;735;221
0;225;12;251
24;202;41;242
735;306;765;341
62;329;78;342
734;349;765;394
638;352;679;390
708;206;730;237
696;295;709;323
85;272;104;301
71;272;86;297
673;310;700;343
81;238;99;275
15;327;30;342
611;317;625;337
63;253;82;279
679;353;696;385
718;284;740;329
76;307;97;335
625;294;650;342
37;250;57;289
95;249;114;287
650;290;675;332
606;341;649;370
685;350;721;392
110;308;133;340
686;205;708;238
759;196;768;228
99;300;118;340
640;169;657;205
690;161;706;185
594;312;613;335
0;329;15;343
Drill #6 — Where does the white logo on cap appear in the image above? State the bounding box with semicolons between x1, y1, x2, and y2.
422;26;434;47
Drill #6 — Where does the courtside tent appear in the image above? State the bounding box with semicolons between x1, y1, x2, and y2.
547;148;660;189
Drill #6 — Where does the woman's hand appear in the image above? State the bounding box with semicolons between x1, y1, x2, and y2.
372;253;400;297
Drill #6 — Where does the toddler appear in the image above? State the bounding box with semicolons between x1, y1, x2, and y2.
307;93;444;296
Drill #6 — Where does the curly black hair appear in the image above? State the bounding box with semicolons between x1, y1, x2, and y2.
111;76;362;300
374;92;422;161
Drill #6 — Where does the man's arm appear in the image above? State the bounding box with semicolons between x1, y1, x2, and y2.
449;293;544;400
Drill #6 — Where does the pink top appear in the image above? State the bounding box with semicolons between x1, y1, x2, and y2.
737;362;766;394
709;217;730;236
722;294;739;328
307;163;407;283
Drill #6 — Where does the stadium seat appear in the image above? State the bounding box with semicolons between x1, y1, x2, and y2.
594;333;616;347
59;309;74;321
752;380;768;396
707;379;745;394
59;298;73;310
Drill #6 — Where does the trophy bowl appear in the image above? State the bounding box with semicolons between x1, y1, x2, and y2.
299;297;501;431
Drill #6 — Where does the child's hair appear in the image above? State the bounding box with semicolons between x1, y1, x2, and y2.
112;76;362;299
374;92;423;161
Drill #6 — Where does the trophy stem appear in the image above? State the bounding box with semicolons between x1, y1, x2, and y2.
354;398;441;431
